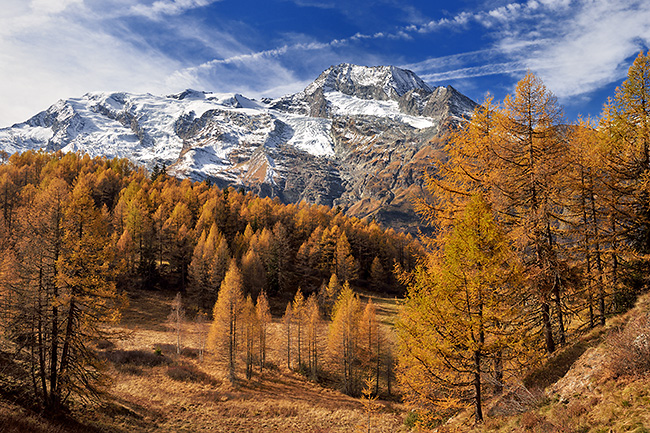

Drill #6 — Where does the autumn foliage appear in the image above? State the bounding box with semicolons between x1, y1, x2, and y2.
398;52;650;426
0;148;418;408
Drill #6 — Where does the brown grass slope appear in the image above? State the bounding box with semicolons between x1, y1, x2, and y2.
439;293;650;433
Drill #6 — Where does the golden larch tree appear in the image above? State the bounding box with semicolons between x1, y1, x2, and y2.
397;194;532;424
208;259;244;383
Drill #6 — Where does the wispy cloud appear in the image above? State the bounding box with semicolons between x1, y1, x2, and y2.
30;0;83;14
516;0;650;99
1;0;649;127
0;0;186;125
418;62;528;82
129;0;222;20
400;0;650;103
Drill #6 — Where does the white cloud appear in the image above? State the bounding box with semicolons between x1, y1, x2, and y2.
129;0;221;19
518;0;650;99
1;0;649;127
418;62;528;82
0;1;186;126
400;0;650;102
30;0;83;14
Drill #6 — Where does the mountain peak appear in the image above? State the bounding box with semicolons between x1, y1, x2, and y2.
167;89;208;100
304;63;433;101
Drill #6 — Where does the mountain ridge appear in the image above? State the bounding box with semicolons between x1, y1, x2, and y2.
0;63;476;231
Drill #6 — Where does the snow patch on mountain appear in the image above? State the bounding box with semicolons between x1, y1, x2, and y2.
0;124;53;154
326;91;434;129
274;113;334;157
173;146;234;182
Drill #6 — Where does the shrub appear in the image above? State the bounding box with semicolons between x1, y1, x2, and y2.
100;349;171;367
520;411;545;430
94;339;115;350
166;363;219;385
606;313;650;377
566;399;588;418
403;410;419;429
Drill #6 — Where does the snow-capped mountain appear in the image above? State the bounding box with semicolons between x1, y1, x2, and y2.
0;64;476;231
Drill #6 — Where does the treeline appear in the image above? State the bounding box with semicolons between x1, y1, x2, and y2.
397;51;650;425
0;149;421;409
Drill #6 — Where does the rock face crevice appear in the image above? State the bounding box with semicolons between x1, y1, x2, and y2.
0;63;476;232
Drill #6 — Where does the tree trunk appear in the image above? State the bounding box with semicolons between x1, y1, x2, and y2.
474;349;483;423
541;301;555;353
552;275;566;346
493;351;503;395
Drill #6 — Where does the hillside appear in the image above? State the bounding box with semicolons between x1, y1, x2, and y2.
435;293;650;433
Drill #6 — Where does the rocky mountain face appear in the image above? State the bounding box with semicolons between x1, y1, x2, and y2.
0;63;476;232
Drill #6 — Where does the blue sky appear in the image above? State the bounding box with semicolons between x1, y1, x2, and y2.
1;0;649;127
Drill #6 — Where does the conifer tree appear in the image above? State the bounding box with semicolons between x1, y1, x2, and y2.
370;257;386;291
4;175;124;410
168;292;186;355
292;288;306;368
600;50;650;309
211;236;231;292
319;225;339;274
283;302;293;369
305;292;321;380
188;230;212;310
433;75;570;353
397;194;530;424
272;222;292;293
194;311;209;362
242;294;257;380
327;281;361;395
242;246;266;297
495;72;569;351
255;289;271;373
162;201;193;288
208;259;244;383
319;273;341;318
566;120;609;326
116;228;136;279
359;299;382;395
336;232;359;283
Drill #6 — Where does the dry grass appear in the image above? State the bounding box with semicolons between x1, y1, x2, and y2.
436;293;650;433
0;288;407;432
92;341;406;433
605;312;650;377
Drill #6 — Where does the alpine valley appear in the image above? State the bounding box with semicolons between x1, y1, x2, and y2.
0;64;476;232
